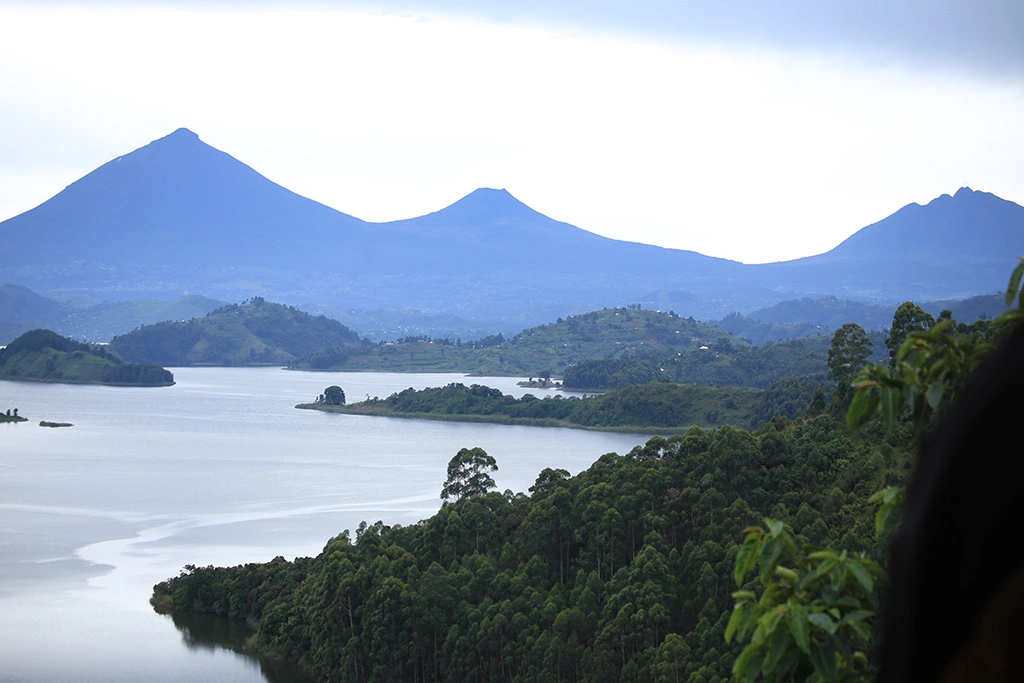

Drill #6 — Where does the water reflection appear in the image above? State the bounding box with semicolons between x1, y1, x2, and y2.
169;612;320;683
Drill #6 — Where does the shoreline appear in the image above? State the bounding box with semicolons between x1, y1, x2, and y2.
0;375;174;388
296;402;678;435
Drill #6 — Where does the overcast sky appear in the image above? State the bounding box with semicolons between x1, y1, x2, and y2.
1;1;1022;263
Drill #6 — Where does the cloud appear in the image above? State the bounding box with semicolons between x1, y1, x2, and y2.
24;0;1018;78
402;0;1024;79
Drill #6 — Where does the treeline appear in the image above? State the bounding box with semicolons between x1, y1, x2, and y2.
101;362;174;386
154;410;909;682
318;381;764;431
392;333;506;349
562;338;828;391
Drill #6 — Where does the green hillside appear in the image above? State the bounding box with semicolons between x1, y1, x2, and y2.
110;297;369;366
306;308;791;381
0;329;173;386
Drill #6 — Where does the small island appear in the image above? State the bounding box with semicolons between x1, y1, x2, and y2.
0;329;174;387
39;421;73;428
1;408;27;423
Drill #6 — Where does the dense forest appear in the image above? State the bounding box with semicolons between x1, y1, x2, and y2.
154;412;908;682
0;328;173;386
154;273;1022;682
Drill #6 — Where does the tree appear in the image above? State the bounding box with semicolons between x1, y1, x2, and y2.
885;302;934;363
323;385;346;405
827;323;872;387
440;447;497;502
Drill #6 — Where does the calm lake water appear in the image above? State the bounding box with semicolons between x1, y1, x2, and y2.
0;368;650;682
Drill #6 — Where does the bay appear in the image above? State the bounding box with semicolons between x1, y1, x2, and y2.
0;368;650;682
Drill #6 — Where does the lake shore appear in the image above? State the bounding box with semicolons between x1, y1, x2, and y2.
296;402;672;435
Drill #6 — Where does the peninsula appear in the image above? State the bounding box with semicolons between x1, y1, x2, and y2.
0;329;174;387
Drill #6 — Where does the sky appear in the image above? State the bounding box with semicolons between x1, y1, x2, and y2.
0;0;1022;264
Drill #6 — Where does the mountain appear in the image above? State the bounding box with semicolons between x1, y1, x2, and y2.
755;188;1024;301
0;128;366;270
1;129;1021;327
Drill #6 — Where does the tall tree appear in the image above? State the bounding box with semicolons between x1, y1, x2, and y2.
828;322;872;387
440;447;498;502
323;385;346;405
885;302;935;363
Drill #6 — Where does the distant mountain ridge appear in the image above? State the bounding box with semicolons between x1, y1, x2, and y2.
1;129;1021;326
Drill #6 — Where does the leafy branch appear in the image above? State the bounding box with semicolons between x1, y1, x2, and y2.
726;519;882;682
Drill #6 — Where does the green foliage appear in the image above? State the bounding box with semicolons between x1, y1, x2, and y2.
884;302;935;364
847;319;994;441
750;376;832;426
101;363;174;386
727;520;881;682
827;324;872;388
441;447;498;501
562;358;666;390
321;385;346;406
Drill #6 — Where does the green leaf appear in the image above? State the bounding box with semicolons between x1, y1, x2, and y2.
732;643;756;681
734;534;761;587
762;622;791;675
788;602;810;654
725;604;745;644
737;605;756;641
757;581;778;606
1006;259;1024;307
810;640;840;682
848;620;871;641
841;609;875;625
846;388;879;431
731;590;756;601
808;550;838;561
808;611;838;635
745;656;764;683
848;561;874;594
926;381;944;410
758;539;783;582
774;566;798;584
767;518;784;539
880;386;898;429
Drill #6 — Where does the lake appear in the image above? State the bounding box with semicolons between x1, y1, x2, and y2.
0;368;650;682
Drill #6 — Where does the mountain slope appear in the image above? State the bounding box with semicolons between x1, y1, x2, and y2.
0;128;367;270
1;129;1021;323
755;187;1024;300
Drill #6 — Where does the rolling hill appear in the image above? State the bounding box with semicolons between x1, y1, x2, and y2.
109;298;368;366
0;328;173;386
